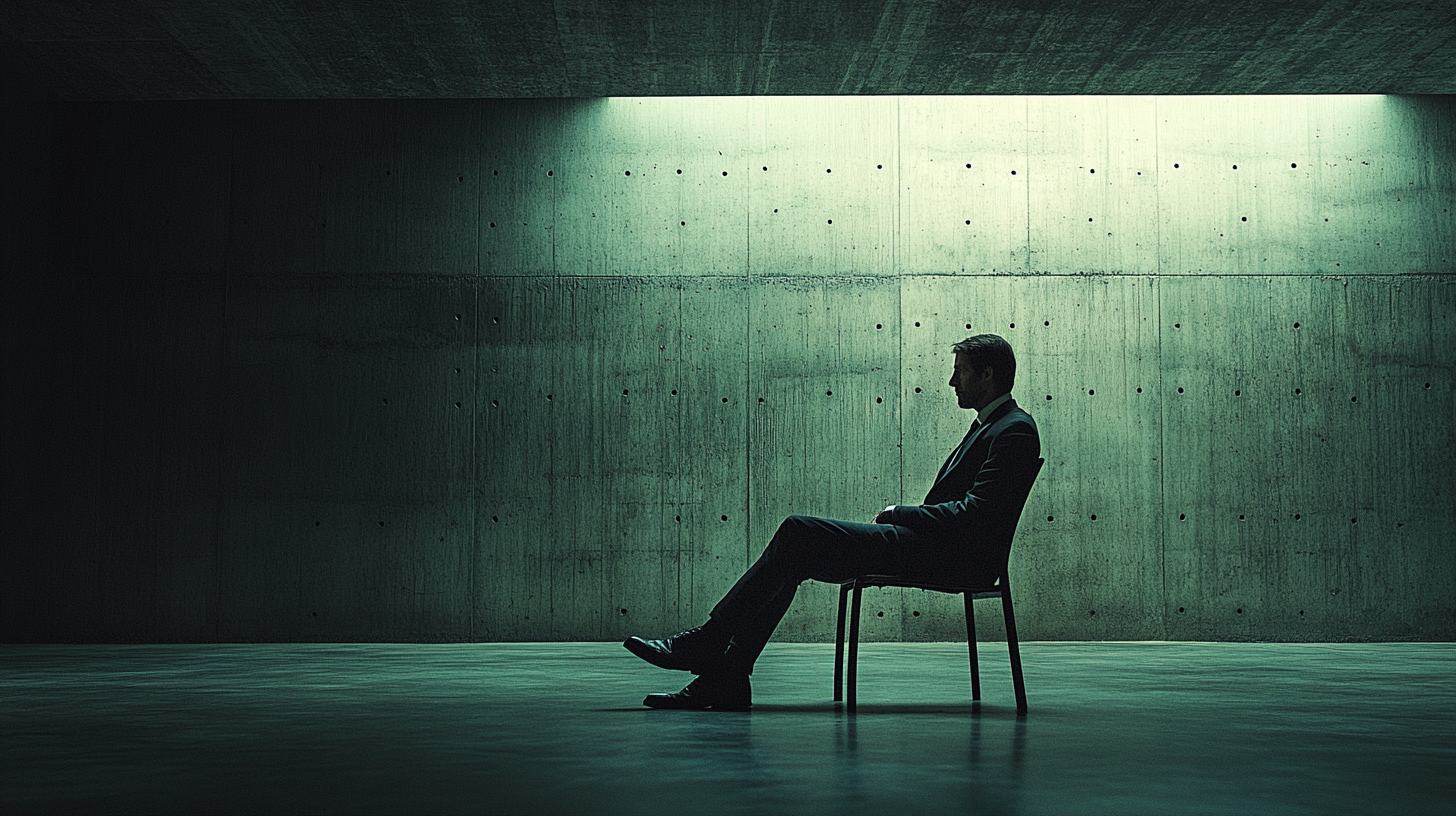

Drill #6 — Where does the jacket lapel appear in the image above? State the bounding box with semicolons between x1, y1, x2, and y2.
935;398;1016;488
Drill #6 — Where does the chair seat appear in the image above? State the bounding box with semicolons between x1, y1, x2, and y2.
847;574;1004;596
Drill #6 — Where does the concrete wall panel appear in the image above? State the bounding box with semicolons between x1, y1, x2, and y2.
1156;97;1314;275
899;96;1029;274
1160;275;1456;640
555;98;752;276
317;101;480;277
1028;96;1160;274
229;102;325;277
748;97;898;276
220;275;475;639
479;100;567;275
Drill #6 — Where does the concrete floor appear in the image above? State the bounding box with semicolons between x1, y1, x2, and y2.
2;642;1452;815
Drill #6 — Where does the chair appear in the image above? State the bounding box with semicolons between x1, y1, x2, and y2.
834;458;1045;713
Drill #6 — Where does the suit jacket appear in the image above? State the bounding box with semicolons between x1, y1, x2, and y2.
886;396;1041;574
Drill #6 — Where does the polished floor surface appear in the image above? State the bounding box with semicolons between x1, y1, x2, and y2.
3;642;1452;815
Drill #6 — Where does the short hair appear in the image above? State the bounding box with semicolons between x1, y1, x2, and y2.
951;334;1016;392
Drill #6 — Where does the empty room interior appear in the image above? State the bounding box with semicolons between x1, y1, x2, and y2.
2;2;1454;815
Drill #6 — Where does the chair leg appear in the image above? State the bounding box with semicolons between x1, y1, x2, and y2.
964;592;981;702
834;584;849;702
847;583;864;712
1001;581;1028;714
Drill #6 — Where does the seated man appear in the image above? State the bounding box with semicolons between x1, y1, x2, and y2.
624;334;1041;710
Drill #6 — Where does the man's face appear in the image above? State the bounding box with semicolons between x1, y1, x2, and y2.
949;351;992;410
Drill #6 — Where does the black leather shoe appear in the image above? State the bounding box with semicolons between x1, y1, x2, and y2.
624;627;729;672
644;673;751;711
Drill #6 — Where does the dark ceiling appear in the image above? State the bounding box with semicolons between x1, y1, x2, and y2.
4;1;1455;100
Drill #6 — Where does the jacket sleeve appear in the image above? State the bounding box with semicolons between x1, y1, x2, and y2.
886;422;1040;532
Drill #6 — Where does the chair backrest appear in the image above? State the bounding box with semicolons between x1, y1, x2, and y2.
991;456;1046;577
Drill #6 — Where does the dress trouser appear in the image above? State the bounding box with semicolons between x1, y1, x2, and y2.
708;514;943;674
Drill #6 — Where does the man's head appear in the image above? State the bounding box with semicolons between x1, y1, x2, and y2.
949;334;1016;411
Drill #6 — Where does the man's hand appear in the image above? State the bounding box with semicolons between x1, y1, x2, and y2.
871;505;896;525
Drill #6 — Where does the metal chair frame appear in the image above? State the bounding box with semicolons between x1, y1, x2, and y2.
833;457;1044;713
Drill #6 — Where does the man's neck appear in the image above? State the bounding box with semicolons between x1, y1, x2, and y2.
974;392;1012;421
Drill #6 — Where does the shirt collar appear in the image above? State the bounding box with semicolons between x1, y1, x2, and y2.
975;392;1013;424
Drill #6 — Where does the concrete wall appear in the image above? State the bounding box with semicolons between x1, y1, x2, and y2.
4;96;1453;642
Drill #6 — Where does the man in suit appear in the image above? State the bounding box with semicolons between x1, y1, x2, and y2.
624;334;1041;710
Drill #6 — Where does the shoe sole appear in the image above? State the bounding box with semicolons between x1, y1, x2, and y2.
643;696;751;711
